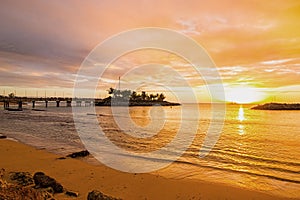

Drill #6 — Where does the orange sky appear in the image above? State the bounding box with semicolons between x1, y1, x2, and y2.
0;0;299;103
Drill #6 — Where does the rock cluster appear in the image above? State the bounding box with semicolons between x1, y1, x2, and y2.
10;172;34;186
1;169;122;200
0;170;65;200
0;169;46;200
67;150;90;158
33;172;63;193
87;190;121;200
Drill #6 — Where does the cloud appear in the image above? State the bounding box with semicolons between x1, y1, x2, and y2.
260;58;296;65
176;19;202;35
0;0;299;100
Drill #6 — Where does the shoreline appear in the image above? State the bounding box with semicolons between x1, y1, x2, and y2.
0;137;295;200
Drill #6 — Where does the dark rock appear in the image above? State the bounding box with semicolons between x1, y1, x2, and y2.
37;187;54;199
0;135;7;139
57;157;66;160
0;168;4;178
9;172;34;186
87;190;121;200
252;103;300;110
39;186;54;194
1;170;55;200
66;190;79;197
33;172;63;193
67;150;90;158
0;184;45;200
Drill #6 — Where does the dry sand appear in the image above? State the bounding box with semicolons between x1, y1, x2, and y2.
0;139;294;200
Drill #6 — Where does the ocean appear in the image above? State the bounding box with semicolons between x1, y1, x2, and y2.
0;103;299;198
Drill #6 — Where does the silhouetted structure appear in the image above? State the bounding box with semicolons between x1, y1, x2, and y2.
95;88;179;106
252;103;300;110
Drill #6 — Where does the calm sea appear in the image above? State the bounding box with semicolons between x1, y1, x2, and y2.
0;103;299;198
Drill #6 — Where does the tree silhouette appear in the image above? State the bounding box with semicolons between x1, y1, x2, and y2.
149;94;155;101
8;93;15;99
107;88;115;97
158;93;165;101
141;91;147;101
106;88;166;102
131;91;137;100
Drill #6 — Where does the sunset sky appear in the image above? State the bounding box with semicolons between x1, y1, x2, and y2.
0;0;299;103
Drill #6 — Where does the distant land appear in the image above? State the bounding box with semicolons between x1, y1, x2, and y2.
0;88;180;109
95;88;180;107
251;103;300;110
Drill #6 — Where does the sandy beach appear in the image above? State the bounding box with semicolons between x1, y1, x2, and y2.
0;138;294;200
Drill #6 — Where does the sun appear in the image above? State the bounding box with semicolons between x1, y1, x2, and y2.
224;86;266;104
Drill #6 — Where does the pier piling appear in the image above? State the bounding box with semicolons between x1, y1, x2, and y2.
3;101;9;109
56;100;60;107
1;98;96;109
67;100;72;107
18;101;22;110
76;101;81;107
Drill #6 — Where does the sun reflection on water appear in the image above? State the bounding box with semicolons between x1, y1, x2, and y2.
238;106;245;135
238;106;245;122
238;124;245;135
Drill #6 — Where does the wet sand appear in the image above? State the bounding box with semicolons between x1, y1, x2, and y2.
0;138;294;200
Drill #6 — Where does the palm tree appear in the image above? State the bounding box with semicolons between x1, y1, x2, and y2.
141;91;147;101
107;87;115;95
8;92;15;99
149;94;155;101
131;91;137;101
158;93;165;101
154;93;159;101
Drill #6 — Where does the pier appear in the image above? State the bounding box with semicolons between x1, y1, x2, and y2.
0;96;97;110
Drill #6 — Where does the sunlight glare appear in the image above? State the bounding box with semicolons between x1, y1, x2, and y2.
238;106;245;122
225;86;265;104
238;124;245;135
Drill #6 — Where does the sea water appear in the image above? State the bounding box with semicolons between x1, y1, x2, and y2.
0;104;299;198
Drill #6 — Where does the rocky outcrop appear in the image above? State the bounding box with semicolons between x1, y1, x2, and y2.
10;172;34;186
0;135;7;139
67;150;90;158
1;170;123;200
0;170;83;199
252;103;300;110
0;183;46;200
66;190;79;197
1;169;50;200
87;190;121;200
33;172;63;193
